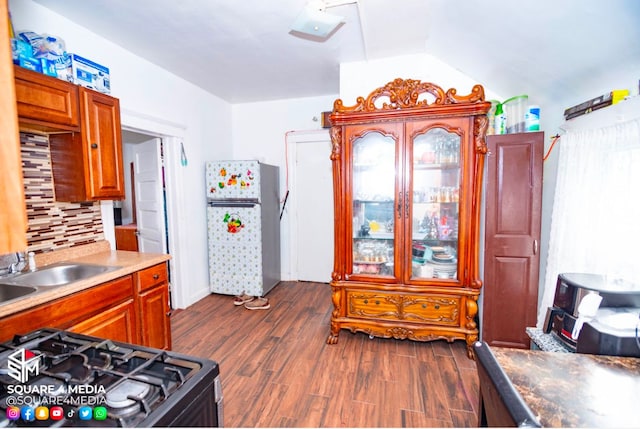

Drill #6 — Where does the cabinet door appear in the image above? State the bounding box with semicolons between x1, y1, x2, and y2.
79;87;125;199
406;120;468;284
347;124;402;281
13;65;79;129
0;1;27;253
115;224;139;251
135;263;172;349
139;285;172;350
69;298;137;343
482;132;544;348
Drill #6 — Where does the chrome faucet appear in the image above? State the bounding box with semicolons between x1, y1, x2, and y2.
9;252;27;274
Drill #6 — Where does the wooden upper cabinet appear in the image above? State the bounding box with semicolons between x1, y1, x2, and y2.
15;65;125;201
327;79;490;358
0;0;27;253
14;65;79;131
79;87;125;200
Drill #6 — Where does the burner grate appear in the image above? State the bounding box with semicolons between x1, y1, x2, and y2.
0;328;221;427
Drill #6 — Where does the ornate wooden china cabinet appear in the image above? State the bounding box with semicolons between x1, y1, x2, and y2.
327;79;490;358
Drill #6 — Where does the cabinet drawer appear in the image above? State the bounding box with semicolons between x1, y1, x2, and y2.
135;263;168;292
14;65;79;129
347;291;460;325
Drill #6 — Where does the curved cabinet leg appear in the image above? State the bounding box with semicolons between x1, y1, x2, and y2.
326;320;340;344
466;333;478;359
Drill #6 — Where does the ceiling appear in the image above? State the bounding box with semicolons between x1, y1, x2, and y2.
32;0;640;104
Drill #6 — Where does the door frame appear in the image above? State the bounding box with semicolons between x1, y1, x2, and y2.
285;129;331;281
101;109;189;309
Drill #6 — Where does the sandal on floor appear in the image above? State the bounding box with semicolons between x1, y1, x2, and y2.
233;293;254;306
244;297;270;310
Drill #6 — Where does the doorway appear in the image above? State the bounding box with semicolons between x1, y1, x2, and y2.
100;110;188;309
124;136;168;254
287;130;334;283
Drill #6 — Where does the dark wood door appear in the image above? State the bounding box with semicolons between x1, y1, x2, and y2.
482;132;543;348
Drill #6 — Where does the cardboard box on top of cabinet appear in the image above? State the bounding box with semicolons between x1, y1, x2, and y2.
65;53;111;94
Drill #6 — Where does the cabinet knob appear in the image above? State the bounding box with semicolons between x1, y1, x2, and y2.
166;311;172;317
91;143;98;149
153;274;160;280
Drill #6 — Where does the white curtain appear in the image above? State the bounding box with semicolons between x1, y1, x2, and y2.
537;118;640;327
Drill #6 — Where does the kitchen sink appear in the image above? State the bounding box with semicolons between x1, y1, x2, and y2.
1;263;121;288
0;284;37;303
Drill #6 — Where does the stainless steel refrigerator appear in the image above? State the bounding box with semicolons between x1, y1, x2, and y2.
205;160;281;297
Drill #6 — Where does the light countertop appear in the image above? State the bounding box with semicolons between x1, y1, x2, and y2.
0;241;170;318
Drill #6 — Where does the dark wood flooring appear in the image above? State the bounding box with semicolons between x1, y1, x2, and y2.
171;281;480;428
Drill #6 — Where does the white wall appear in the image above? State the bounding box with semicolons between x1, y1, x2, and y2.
231;95;336;280
10;0;233;309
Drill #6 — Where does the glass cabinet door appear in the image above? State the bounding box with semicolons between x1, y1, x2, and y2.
410;127;461;281
351;131;396;277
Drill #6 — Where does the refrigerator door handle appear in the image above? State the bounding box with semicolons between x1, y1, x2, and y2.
208;202;258;208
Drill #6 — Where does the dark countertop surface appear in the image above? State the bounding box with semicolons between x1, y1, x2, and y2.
493;347;640;428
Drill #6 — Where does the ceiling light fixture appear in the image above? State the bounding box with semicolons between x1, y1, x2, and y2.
290;0;357;41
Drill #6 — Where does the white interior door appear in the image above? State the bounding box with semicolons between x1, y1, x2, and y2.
295;138;334;282
133;137;167;253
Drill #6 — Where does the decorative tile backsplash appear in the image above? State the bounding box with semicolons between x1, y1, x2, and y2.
20;133;104;254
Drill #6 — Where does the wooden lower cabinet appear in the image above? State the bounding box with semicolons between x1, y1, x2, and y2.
115;224;139;251
69;298;137;343
134;262;172;350
0;275;134;342
347;290;460;325
336;286;477;343
0;264;172;349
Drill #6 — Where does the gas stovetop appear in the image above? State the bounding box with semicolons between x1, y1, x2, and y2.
0;329;222;427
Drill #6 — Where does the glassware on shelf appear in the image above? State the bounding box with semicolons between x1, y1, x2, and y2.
353;240;391;275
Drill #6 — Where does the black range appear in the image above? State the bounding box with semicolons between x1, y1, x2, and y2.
0;328;222;427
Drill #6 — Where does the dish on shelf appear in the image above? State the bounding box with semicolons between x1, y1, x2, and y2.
412;244;426;258
434;271;456;279
432;253;455;262
427;260;457;268
425;260;457;272
429;246;446;253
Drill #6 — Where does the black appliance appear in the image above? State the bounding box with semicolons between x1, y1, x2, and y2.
544;273;640;356
0;328;223;427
